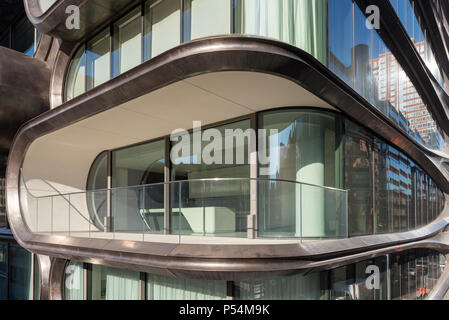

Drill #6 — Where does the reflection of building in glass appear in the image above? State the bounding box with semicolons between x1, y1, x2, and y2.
370;41;437;143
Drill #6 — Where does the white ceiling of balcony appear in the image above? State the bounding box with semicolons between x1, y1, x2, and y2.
22;71;335;195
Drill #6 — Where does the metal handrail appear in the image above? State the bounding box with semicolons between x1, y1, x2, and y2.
25;177;349;200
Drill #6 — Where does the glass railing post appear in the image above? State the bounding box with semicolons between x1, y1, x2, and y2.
178;182;182;244
36;198;39;233
68;194;71;236
300;183;303;243
142;186;145;242
51;196;53;234
88;192;91;238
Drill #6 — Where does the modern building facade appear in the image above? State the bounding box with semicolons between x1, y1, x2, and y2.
2;0;449;300
0;0;47;300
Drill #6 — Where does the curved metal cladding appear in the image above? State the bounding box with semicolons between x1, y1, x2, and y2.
6;36;449;285
0;46;50;153
24;0;139;42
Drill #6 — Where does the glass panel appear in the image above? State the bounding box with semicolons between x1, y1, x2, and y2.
112;140;165;236
373;141;389;233
355;256;387;300
144;0;181;60
112;187;145;239
354;5;373;104
172;180;250;238
259;110;343;238
234;0;328;65
328;0;353;86
90;265;140;300
390;0;443;85
345;125;373;237
65;45;86;101
399;153;410;231
422;176;428;226
388;147;401;233
113;8;142;77
8;245;32;300
330;265;355;300
33;255;41;300
184;0;230;41
87;152;108;231
112;140;165;188
390;253;401;300
171;120;251;236
64;261;84;300
416;171;422;227
236;272;324;300
86;30;111;90
409;161;417;229
147;273;226;300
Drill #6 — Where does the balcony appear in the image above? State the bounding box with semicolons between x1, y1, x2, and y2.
20;177;349;244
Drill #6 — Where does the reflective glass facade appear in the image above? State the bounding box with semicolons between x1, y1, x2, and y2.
237;249;445;300
64;262;227;300
63;0;445;152
390;0;443;85
80;109;444;240
64;249;446;300
0;241;39;300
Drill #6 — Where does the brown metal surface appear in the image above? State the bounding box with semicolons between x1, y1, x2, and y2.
0;46;50;153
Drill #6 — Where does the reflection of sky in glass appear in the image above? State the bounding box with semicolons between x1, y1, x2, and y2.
24;44;35;56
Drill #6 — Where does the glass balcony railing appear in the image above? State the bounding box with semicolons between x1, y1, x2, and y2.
20;177;348;244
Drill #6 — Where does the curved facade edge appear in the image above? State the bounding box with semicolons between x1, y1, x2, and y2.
7;36;449;277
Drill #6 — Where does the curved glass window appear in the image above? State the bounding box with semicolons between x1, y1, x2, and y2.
144;0;181;61
90;265;140;300
86;151;108;231
82;109;444;241
65;45;86;101
63;0;446;153
236;249;446;300
390;0;444;86
112;139;165;234
147;274;227;300
258;110;344;238
234;0;328;65
112;8;142;77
